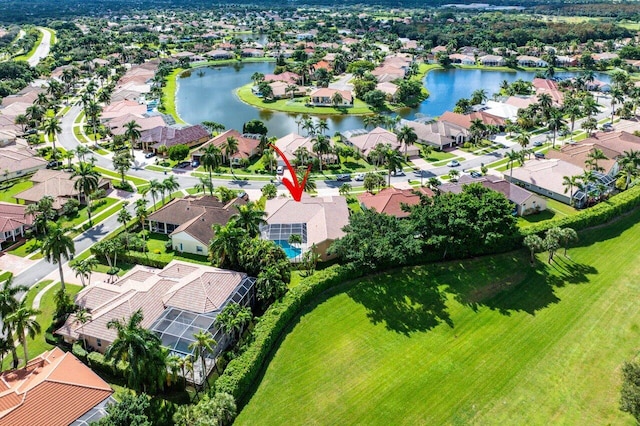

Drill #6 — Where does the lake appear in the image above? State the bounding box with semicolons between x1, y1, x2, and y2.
176;63;610;137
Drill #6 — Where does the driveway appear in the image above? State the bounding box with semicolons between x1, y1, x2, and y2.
329;73;354;91
0;253;37;276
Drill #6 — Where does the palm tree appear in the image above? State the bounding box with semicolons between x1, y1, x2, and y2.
581;117;598;137
331;91;344;107
312;134;331;172
123;120;142;157
619;150;640;189
41;222;75;293
147;179;163;210
611;88;625;123
285;84;298;99
547;112;566;148
117;204;132;243
71;257;98;287
200;144;221;195
134;198;148;229
71;162;100;225
396;125;417;159
586;148;608;172
315;118;329;136
14;114;28;132
74;144;92;163
112;151;132;185
201;121;225;135
523;234;544;265
515;131;531;150
232;202;267;237
222;136;239;173
6;300;41;367
506;150;522;181
166;354;182;387
562;175;580;206
0;278;28;369
565;103;582;140
106;309;166;392
297;168;317;192
75;308;92;349
42;116;62;154
0;337;12;369
188;330;217;388
537;93;553;119
209;221;247;268
383;147;403;186
162;175;180;202
469;119;486;146
560;227;578;256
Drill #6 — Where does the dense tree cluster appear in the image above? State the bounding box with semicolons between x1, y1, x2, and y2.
331;183;520;270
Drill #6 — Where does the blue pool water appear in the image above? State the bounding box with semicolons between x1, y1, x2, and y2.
274;240;302;259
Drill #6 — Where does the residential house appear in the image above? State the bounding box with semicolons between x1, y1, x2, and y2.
0;143;48;182
505;159;589;206
517;55;549;67
147;194;246;255
533;78;564;106
376;82;399;101
449;54;475;65
263;71;300;85
192;129;261;166
479;55;505;67
140;125;210;153
593;52;619;62
0;202;33;249
398;118;468;149
56;261;256;385
261;195;349;261
100;100;147;122
14;169;111;211
308;88;353;107
205;49;234;60
440;175;547;216
344;126;420;158
266;81;304;99
439;110;505;130
107;113;166;136
556;55;579;67
241;48;264;58
0;347;113;426
358;187;433;218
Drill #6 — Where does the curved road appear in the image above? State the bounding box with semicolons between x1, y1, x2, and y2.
27;27;52;67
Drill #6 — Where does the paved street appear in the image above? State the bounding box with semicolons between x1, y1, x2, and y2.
27;27;52;67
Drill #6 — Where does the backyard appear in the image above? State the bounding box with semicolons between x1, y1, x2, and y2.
237;209;640;425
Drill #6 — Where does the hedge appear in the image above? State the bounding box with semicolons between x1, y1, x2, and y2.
215;263;362;403
522;184;640;236
87;351;128;379
118;252;170;269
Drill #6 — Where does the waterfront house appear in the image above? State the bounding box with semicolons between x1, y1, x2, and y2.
358;187;433;218
140;125;210;153
517;55;549;67
192;129;261;165
308;88;353;107
479;55;505;67
343;127;420;158
398;118;468;149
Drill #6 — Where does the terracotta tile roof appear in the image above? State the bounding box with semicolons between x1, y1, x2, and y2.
163;269;247;312
274;133;316;161
194;129;260;160
358;187;432;218
440;175;537;205
309;88;353;103
439;111;505;130
0;144;47;176
170;197;245;245
509;159;585;195
0;348;112;426
347;127;411;157
0;202;32;235
108;114;166;135
100;100;147;121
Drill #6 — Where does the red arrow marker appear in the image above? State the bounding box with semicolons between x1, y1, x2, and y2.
270;144;311;202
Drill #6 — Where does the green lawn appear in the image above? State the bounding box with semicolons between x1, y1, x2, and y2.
93;166;149;187
237;210;640;425
13;29;43;62
0;179;33;203
423;150;455;162
3;281;82;370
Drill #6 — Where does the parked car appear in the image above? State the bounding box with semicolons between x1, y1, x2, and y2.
601;123;613;132
534;152;545;159
177;161;190;168
145;152;156;158
392;169;405;177
469;170;482;178
354;173;365;181
336;173;351;181
276;165;284;175
447;160;460;167
191;160;200;168
46;160;62;169
413;169;425;177
533;141;543;147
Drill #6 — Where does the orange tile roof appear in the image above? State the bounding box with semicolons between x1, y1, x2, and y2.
358;187;432;218
0;348;112;426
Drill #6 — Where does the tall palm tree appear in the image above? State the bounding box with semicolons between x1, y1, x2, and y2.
42;116;62;154
315;118;329;135
123;120;142;157
200;144;222;195
396;125;418;159
547;112;566;148
586;148;608;172
469;119;486;146
383;147;403;186
14;114;28;132
0;278;28;369
619;150;640;189
209;221;247;268
134;198;149;229
146;179;162;211
41;222;75;293
515;131;531;150
537;93;553;119
222;136;239;173
506;150;522;181
188;330;217;388
105;309;166;393
74;144;92;163
75;308;92;349
232;201;267;237
6;300;41;367
71;162;101;225
312;134;331;172
562;175;580;206
71;257;98;287
162;175;180;202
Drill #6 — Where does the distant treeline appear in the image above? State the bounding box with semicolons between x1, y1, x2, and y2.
0;0;638;24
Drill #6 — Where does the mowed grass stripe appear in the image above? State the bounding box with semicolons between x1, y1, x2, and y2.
236;211;640;425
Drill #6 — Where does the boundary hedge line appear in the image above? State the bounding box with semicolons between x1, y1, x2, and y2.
215;263;362;402
522;184;640;236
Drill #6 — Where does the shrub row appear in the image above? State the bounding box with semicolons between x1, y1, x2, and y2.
87;351;127;379
215;263;362;403
522;184;640;236
118;252;170;269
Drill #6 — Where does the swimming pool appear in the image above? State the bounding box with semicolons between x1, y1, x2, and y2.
274;240;302;259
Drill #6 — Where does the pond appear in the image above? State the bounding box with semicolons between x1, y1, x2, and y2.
175;62;610;138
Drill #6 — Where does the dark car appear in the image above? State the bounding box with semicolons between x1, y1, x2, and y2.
534;152;545;159
177;161;190;168
469;171;482;178
191;160;200;168
336;173;351;181
46;160;62;169
145;152;156;159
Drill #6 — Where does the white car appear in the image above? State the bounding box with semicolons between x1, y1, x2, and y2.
276;165;284;175
447;160;460;167
354;173;365;181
